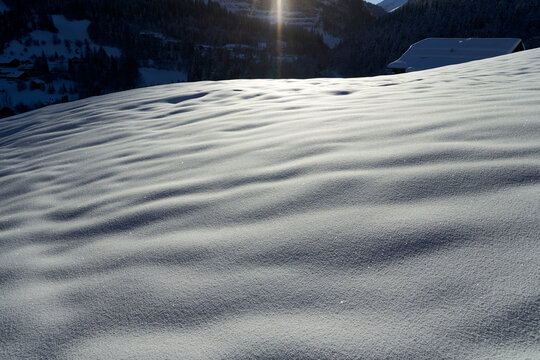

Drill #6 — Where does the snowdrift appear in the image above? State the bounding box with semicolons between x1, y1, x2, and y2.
1;50;539;359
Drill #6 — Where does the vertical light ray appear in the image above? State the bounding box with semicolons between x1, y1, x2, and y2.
276;0;282;77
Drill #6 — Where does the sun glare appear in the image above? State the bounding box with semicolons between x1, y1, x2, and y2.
276;0;283;76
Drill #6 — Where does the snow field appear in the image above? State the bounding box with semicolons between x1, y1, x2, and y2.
0;49;539;359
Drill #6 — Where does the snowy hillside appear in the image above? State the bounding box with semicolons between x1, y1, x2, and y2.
1;49;539;359
0;15;121;113
378;0;409;12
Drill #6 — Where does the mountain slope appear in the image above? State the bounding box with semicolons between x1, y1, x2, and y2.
1;50;539;359
215;0;380;48
333;0;540;76
0;0;331;117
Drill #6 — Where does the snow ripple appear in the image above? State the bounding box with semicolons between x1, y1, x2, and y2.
1;51;539;359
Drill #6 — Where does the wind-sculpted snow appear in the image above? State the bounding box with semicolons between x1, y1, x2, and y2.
1;50;539;359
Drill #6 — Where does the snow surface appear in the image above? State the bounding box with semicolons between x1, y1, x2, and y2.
139;67;187;87
378;0;409;12
1;49;540;359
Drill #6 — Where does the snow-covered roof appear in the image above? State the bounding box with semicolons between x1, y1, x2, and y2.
378;0;409;12
388;38;524;72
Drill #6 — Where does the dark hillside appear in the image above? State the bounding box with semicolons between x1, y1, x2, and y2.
331;0;540;76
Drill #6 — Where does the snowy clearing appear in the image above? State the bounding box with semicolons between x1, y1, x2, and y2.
1;49;539;359
0;15;121;63
139;67;188;87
